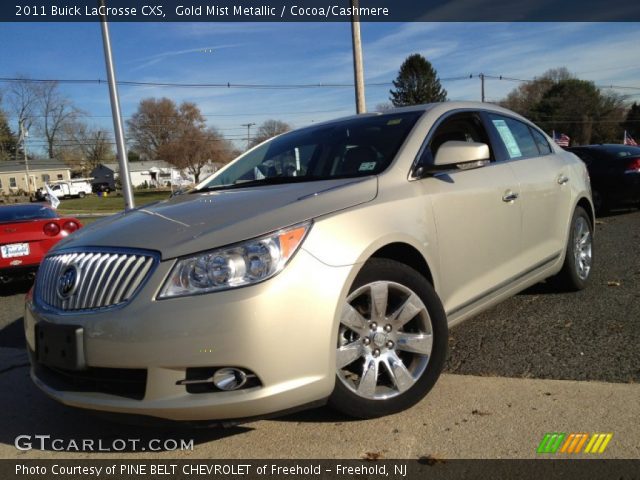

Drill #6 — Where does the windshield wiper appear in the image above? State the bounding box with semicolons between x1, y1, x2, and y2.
195;176;327;192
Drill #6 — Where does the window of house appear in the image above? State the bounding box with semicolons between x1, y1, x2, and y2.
57;174;63;180
9;177;17;188
42;174;50;183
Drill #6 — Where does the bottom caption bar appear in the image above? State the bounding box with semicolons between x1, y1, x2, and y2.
5;459;640;480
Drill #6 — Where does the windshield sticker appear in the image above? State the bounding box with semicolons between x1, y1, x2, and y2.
358;162;377;171
492;119;522;158
387;118;402;125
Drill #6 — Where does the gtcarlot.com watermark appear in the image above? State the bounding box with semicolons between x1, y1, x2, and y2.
14;435;194;452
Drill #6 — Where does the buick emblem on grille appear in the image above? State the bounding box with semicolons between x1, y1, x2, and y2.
57;264;80;299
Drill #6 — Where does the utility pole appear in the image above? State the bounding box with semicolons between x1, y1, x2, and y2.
350;0;366;114
19;119;32;194
241;123;255;150
480;73;485;102
99;0;135;210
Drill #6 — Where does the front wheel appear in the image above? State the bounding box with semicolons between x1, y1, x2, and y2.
78;191;86;198
552;206;593;291
328;259;448;418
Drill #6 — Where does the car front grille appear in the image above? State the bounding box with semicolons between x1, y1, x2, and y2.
35;250;157;312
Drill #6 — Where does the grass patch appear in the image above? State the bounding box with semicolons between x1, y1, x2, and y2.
57;190;171;214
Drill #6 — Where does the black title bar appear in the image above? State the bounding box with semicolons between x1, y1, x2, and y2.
3;0;640;22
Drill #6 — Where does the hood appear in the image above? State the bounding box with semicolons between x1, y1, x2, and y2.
53;177;377;259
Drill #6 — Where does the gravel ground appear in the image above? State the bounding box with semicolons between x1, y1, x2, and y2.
1;209;639;383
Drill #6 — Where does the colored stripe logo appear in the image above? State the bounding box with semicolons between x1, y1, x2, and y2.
537;433;613;454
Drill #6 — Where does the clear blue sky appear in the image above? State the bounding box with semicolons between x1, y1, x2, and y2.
1;22;639;151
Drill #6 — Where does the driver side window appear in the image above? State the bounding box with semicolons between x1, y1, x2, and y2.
426;112;494;162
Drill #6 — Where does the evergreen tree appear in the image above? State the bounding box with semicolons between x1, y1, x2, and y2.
389;54;447;106
621;102;640;140
0;110;18;161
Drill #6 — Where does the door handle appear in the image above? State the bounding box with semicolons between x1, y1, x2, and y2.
557;174;569;185
502;191;519;202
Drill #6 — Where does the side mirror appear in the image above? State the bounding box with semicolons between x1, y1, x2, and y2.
434;141;490;167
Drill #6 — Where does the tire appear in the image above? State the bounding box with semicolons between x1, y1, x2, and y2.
328;258;448;418
78;191;86;198
552;206;593;291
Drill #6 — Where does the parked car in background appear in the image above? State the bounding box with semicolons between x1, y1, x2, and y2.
26;102;593;422
92;182;113;194
567;144;640;214
0;204;81;283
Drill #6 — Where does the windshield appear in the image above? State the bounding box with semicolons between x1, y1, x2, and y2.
0;205;58;223
199;111;423;191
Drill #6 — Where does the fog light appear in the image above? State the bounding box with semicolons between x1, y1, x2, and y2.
213;368;247;391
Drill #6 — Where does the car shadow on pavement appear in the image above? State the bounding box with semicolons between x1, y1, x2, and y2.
276;405;358;424
0;317;25;349
0;279;32;297
0;366;253;453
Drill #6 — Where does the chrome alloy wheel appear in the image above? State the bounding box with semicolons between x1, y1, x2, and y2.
336;281;433;400
573;216;592;281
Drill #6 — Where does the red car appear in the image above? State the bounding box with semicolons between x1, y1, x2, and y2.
0;204;81;283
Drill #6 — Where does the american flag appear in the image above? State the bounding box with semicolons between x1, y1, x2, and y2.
623;131;638;146
553;132;570;147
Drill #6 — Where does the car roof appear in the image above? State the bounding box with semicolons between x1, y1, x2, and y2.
300;101;529;129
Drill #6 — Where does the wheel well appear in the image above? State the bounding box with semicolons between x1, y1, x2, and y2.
371;243;433;285
577;197;595;226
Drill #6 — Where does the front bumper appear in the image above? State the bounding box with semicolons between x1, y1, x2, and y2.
25;249;353;421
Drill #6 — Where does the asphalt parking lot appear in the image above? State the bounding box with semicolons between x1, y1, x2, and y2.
0;209;638;459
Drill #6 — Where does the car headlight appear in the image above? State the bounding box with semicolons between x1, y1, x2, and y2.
158;221;311;299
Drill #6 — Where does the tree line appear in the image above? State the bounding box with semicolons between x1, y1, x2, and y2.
0;78;292;183
386;55;638;145
2;58;638;173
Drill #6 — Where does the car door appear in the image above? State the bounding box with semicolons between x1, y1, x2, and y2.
485;113;571;269
418;111;522;316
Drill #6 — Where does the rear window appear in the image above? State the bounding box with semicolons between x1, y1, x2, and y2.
488;114;539;159
530;128;552;155
602;145;640;157
0;205;57;223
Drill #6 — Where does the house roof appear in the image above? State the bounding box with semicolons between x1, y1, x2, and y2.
0;158;70;174
99;160;175;173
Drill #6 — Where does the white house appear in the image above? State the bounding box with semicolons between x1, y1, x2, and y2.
95;160;223;188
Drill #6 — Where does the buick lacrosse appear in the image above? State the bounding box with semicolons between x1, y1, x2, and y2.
25;102;594;422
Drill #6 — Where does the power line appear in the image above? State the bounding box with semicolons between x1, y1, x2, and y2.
480;73;640;91
0;75;474;91
3;108;353;120
0;76;393;90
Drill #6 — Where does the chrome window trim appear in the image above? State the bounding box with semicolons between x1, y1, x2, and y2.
408;108;557;182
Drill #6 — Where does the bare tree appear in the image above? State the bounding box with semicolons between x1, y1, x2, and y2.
126;97;180;160
160;126;233;183
5;76;39;159
38;81;82;159
59;121;114;172
249;119;291;147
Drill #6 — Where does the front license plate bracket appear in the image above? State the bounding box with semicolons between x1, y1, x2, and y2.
35;323;86;370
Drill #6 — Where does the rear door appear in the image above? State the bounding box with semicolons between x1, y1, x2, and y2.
419;111;522;315
485;113;571;269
